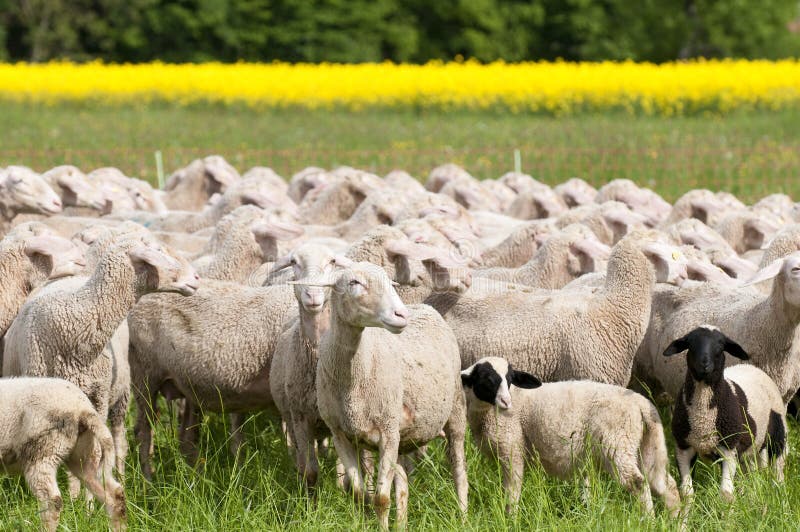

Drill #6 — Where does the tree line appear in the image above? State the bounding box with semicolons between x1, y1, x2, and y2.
1;0;798;63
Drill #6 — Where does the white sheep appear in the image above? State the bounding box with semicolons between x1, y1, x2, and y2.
162;155;240;211
0;166;63;234
461;356;680;516
298;262;468;529
0;377;126;531
663;326;787;501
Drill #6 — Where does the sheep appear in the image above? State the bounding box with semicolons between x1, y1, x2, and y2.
0;377;127;531
425;163;472;192
41;165;107;213
0;225;86;339
0;166;62;234
191;206;304;282
663;326;787;501
3;235;199;428
162;155;240;211
426;231;688;386
299;261;468;529
299;171;384;225
753;193;794;221
633;251;800;403
242;166;288;196
86;167;166;214
383;170;425;195
439;175;502;212
553;177;598;207
287;167;330;203
712;210;783;255
497;171;542;194
505;183;568;220
478;219;556;268
269;243;342;494
481;179;517;211
595;179;672;227
460;356;680;516
662;189;740;227
127;277;298;477
474;224;610;288
556;201;648;245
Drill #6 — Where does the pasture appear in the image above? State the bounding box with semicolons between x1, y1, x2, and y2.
1;104;800;531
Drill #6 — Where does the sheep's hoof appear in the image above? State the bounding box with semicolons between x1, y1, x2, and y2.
720;489;735;503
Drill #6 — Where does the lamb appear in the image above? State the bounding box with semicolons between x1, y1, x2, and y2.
0;166;63;234
595;179;672;227
299;262;467;528
0;377;127;531
439;175;502;212
664;326;787;501
3;235;199;429
299;170;384;224
505;183;568;220
633;251;800;403
162;155;240;211
426;231;688;386
662;189;739;227
474;224;610;288
461;357;680;516
556;201;648;245
269;243;342;494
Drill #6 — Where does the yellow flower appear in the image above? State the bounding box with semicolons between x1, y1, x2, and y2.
0;59;798;115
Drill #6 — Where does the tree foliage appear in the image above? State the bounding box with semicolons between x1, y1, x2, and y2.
0;0;798;63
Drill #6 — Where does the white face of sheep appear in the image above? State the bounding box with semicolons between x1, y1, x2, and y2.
642;243;689;285
744;252;800;307
44;166;107;210
461;357;541;411
1;166;63;215
276;245;347;313
128;240;200;297
328;263;410;333
23;234;87;279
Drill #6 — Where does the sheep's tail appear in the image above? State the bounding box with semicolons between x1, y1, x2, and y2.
639;402;681;516
79;409;116;479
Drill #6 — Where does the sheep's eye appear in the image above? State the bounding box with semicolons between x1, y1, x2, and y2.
792;267;800;273
349;279;361;287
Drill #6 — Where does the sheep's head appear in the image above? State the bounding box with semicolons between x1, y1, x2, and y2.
271;243;348;313
249;216;304;261
202;155;240;196
24;234;87;279
554;178;597;207
0;166;62;217
126;238;200;297
663;325;749;385
42;165;106;211
461;357;541;411
505;186;567;220
293;262;409;333
744;251;800;308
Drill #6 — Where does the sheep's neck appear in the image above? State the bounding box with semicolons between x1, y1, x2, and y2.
323;317;367;387
73;253;137;353
299;305;330;363
0;250;33;333
600;245;652;311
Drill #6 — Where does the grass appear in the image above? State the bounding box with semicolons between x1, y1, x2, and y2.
2;103;800;203
2;103;800;529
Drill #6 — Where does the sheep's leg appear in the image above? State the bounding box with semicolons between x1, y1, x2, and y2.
360;449;375;496
229;413;245;456
393;459;409;530
331;430;366;502
281;420;294;449
318;437;330;458
375;432;400;530
67;452;127;531
293;416;319;496
133;385;157;480
774;447;787;483
615;458;652;516
25;462;62;532
444;391;469;517
502;448;525;514
719;448;737;502
179;403;200;467
675;446;696;498
335;458;349;492
109;395;130;477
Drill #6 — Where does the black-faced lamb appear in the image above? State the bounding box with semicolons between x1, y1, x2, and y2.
664;326;787;501
461;356;680;516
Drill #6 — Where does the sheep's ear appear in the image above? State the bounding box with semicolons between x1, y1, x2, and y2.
723;337;750;360
744;217;780;248
460;368;474;388
509;369;541;389
269;253;294;274
129;244;178;271
333;254;354;268
570;238;611;262
251;219;304;241
741;258;783;286
24;235;74;258
663;336;689;357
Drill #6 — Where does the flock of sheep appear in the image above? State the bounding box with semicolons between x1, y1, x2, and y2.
1;156;798;530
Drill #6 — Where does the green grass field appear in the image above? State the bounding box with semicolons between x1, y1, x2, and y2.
2;104;800;530
2;104;800;202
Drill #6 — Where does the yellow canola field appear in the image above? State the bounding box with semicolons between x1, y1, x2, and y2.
1;60;798;114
